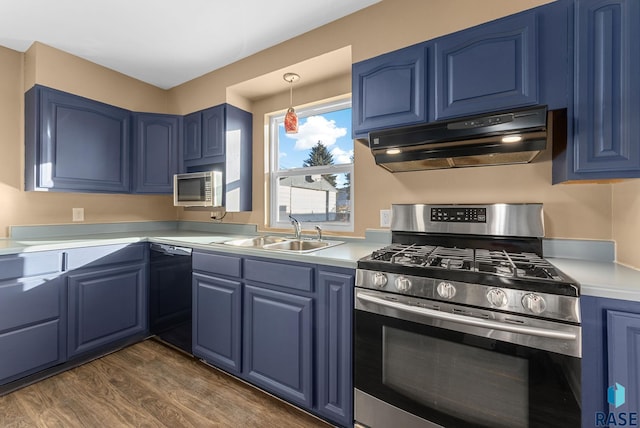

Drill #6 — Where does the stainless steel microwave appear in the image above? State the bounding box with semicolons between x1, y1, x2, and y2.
173;171;222;207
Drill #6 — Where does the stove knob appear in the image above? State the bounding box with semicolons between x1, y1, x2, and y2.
437;281;456;299
372;272;388;288
395;276;412;292
522;293;546;314
486;288;508;308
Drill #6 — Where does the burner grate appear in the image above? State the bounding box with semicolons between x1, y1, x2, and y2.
475;249;560;280
367;245;563;281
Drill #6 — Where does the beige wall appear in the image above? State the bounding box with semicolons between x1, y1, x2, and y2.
1;0;637;267
174;0;613;244
612;180;640;268
0;44;177;238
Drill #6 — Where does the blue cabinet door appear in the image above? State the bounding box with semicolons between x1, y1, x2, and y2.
243;283;313;408
433;12;539;120
0;275;65;385
556;0;640;182
581;296;640;425
606;310;640;416
193;272;242;374
183;105;225;165
317;268;354;427
132;113;180;194
352;43;428;137
24;85;131;193
202;105;225;159
183;111;202;162
67;263;147;358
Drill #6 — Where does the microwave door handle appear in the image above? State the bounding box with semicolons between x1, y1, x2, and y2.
356;290;577;341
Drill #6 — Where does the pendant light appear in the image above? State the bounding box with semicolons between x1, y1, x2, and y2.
283;72;300;134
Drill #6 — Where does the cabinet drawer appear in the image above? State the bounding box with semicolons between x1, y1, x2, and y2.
65;243;145;271
0;251;62;281
244;259;314;292
192;251;242;278
0;320;61;383
0;276;62;332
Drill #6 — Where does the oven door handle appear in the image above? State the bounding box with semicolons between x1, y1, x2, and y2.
356;290;578;341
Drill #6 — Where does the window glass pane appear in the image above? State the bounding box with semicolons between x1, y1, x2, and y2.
278;108;353;170
276;173;351;225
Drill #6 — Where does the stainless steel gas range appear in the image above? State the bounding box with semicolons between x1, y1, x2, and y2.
354;204;581;428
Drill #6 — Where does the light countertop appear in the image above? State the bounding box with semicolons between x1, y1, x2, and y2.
549;257;640;302
0;230;382;270
1;224;639;302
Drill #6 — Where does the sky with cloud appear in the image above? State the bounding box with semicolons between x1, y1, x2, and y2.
278;107;353;171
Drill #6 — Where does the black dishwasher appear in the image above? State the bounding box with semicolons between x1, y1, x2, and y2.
149;243;193;354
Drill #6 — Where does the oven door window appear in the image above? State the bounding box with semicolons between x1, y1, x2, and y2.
355;310;580;428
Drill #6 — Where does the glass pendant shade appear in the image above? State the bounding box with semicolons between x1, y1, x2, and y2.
284;107;298;134
283;72;300;134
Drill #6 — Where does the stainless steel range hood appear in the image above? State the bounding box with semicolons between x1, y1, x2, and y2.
368;105;564;172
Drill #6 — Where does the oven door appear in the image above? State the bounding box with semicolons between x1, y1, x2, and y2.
354;289;581;428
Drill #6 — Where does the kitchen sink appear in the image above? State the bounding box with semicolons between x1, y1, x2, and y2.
223;235;343;253
262;239;343;253
222;235;290;248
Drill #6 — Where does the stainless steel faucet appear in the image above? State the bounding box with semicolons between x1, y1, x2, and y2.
314;225;322;241
289;215;302;240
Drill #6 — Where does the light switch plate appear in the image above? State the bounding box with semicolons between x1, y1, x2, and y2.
72;208;84;222
380;209;391;227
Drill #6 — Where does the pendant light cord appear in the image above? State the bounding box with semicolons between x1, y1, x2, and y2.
289;82;293;107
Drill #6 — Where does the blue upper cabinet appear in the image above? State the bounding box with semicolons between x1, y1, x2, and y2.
352;2;569;138
433;12;539;120
352;43;428;138
183;104;253;212
25;85;131;193
131;113;181;194
183;104;226;166
554;0;640;183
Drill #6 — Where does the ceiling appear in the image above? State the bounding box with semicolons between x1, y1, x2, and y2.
0;0;380;90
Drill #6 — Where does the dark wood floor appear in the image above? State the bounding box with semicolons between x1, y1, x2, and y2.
0;339;331;427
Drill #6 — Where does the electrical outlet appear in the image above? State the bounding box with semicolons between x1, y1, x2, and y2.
72;208;84;222
380;209;391;227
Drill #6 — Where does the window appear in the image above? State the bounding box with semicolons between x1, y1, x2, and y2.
269;98;353;232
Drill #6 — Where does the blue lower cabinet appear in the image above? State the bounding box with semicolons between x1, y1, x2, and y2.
0;274;65;385
581;295;640;426
192;252;354;426
243;283;314;409
193;272;242;373
67;263;147;358
317;268;354;427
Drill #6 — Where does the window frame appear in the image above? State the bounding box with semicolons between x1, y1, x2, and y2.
269;98;354;233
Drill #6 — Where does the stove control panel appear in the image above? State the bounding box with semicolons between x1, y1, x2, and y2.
431;207;486;223
355;269;580;323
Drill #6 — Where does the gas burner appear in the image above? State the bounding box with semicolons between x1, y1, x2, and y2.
425;247;474;271
371;244;437;267
474;250;563;280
